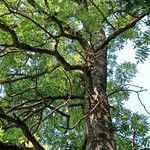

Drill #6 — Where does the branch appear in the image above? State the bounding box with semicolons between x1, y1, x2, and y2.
0;141;33;150
0;21;19;44
60;100;101;130
69;103;84;108
6;94;84;113
96;13;148;52
0;69;48;84
131;128;136;150
25;0;88;48
7;87;36;98
19;43;84;71
0;3;84;71
10;10;57;39
107;84;150;116
0;42;83;71
0;50;19;58
135;90;150;116
89;0;116;30
0;113;45;150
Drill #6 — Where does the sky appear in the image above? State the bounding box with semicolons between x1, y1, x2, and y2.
117;41;150;118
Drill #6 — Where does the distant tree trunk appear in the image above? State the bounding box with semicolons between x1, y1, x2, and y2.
84;30;116;150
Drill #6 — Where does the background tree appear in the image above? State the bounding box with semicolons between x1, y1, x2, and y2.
0;0;150;149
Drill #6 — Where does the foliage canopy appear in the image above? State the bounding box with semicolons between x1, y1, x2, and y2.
0;0;150;149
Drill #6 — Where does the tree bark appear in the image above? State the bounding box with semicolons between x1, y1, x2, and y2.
84;30;116;150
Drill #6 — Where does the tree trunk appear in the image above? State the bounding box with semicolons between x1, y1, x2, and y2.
84;30;116;150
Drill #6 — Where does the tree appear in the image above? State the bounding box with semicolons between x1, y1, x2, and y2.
0;0;150;149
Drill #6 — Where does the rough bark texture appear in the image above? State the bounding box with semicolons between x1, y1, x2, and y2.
84;30;116;150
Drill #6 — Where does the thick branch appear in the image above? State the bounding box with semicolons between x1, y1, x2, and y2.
96;13;148;52
0;21;19;44
0;112;45;150
19;43;84;70
0;11;84;71
0;42;83;71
